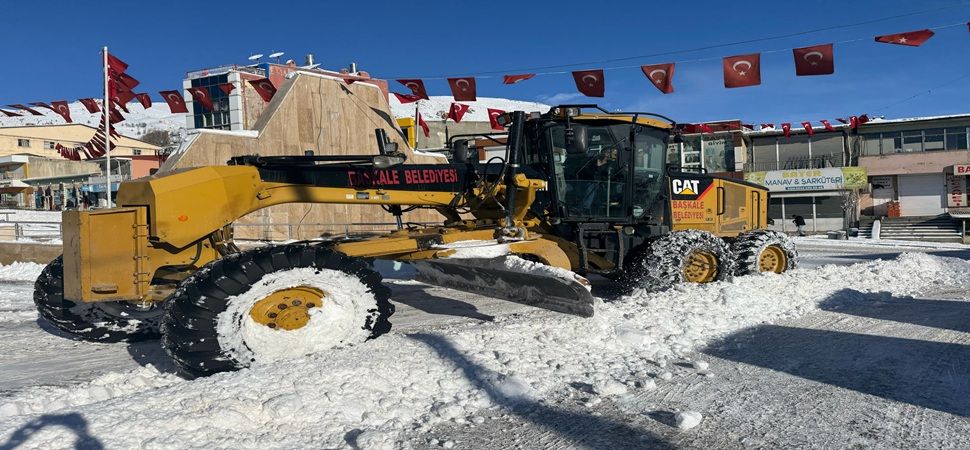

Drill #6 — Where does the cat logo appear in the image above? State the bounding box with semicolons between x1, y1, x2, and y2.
671;179;700;196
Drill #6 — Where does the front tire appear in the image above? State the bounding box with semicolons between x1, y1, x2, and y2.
33;256;163;343
623;230;734;291
161;244;392;377
730;230;798;276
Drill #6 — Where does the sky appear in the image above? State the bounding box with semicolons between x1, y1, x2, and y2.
2;0;970;124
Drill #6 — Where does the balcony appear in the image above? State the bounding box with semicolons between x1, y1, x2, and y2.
745;154;844;172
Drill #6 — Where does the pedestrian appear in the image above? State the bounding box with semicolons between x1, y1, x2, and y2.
791;214;806;236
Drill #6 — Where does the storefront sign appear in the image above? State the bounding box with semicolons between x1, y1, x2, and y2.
744;167;867;192
954;164;970;176
946;173;967;207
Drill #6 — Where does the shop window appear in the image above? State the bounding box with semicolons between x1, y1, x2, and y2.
882;133;897;155
778;135;811;167
784;197;813;218
923;128;944;151
861;134;881;156
768;197;783;220
810;135;844;167
814;195;844;218
17;139;29;148
946;128;968;150
751;137;778;170
901;131;922;152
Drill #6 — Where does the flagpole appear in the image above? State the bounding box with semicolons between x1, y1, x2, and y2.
413;101;420;149
103;46;112;206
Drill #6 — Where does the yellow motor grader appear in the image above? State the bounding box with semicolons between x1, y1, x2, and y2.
34;106;796;376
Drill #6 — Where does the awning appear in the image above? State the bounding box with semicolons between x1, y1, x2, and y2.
0;179;32;194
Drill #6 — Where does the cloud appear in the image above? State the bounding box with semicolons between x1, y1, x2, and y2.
536;92;584;104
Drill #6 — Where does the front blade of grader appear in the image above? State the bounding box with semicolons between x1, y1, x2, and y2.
412;257;595;317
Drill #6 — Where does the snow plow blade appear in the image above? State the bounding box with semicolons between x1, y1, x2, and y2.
412;259;595;317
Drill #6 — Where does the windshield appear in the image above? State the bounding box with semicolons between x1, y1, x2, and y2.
546;122;669;219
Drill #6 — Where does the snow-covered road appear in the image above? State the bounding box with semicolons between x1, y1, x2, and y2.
1;240;969;449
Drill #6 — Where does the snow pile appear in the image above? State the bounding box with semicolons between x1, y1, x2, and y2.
674;411;703;430
1;253;967;448
0;366;180;419
390;96;548;122
0;261;44;283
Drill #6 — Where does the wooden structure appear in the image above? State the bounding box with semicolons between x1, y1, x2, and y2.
160;71;447;240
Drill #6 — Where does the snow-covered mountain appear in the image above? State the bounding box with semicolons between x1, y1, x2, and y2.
0;102;185;139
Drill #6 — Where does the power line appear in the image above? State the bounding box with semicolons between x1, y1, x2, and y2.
387;1;970;79
874;70;970;113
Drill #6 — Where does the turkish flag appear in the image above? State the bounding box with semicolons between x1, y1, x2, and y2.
801;121;814;136
217;83;236;95
82;142;94;159
9;104;42;116
572;69;605;97
761;123;774;130
188;87;214;111
108;107;125;124
641;63;675;94
397;79;429;100
50;101;72;123
159;90;188;113
112;89;135;112
503;73;535;85
106;53;128;74
447;77;477;102
487;108;505;131
782;123;791;137
135;93;152;109
79;98;101;113
248;78;278;103
875;29;934;46
30;102;52;110
859;114;870;124
447;103;469;123
697;123;714;135
793;44;834;76
417;112;430;138
113;72;140;92
392;92;422;104
849;116;859;130
112;98;130;114
820;119;836;132
0;109;20;117
835;117;848;124
723;54;761;88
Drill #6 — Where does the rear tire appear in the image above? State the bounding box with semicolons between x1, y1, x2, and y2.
161;244;392;377
33;256;163;343
623;230;734;291
730;230;798;276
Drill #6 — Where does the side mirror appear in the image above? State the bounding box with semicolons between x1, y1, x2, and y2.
566;124;588;154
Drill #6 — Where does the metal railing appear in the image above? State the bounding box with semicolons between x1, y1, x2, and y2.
0;221;62;242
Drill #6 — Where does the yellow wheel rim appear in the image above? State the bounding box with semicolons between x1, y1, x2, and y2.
758;246;788;274
248;286;325;331
683;250;719;283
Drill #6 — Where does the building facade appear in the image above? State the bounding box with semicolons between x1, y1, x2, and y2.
0;124;162;209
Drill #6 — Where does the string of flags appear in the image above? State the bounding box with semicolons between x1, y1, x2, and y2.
0;22;966;157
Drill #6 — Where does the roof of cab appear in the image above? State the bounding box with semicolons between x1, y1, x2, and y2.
570;114;673;129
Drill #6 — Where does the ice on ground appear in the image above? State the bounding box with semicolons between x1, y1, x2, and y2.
1;253;967;448
692;360;710;371
674;411;703;430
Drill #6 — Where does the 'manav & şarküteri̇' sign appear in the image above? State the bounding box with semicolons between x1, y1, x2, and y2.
744;167;867;192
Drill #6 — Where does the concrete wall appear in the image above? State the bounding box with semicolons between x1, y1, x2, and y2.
859;150;970;176
161;72;446;239
27;158;100;179
0;242;60;265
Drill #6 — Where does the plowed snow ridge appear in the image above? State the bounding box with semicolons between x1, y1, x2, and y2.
1;253;967;449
